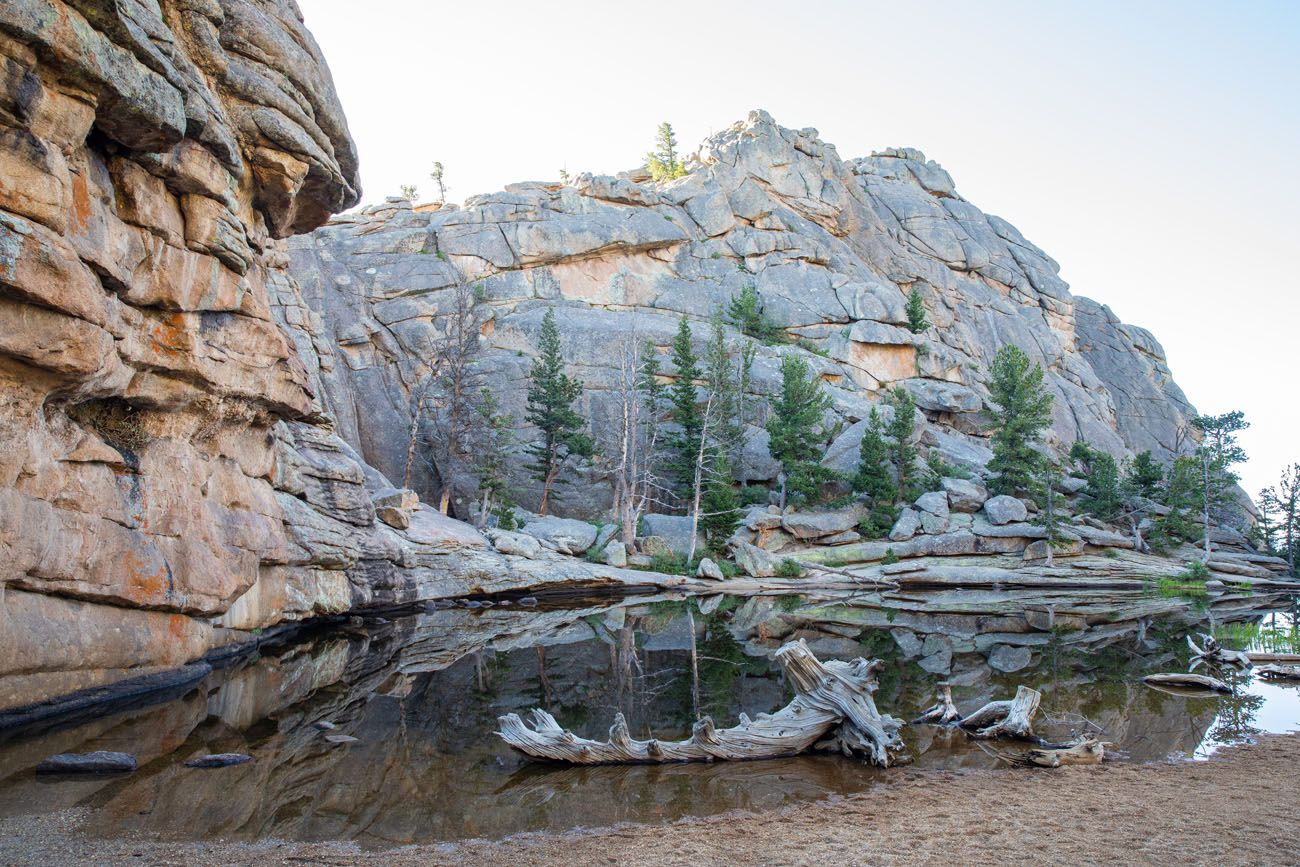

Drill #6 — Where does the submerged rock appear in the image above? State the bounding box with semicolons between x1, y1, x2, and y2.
185;753;252;769
36;751;137;775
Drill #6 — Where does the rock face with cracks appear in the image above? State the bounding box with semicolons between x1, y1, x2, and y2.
286;110;1198;519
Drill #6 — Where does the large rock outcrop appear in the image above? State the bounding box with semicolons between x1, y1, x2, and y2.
0;0;445;709
286;111;1198;516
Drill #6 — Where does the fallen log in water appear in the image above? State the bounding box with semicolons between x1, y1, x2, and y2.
957;685;1042;739
1248;652;1300;664
1255;664;1300;681
1187;634;1252;668
1141;672;1232;693
496;639;904;767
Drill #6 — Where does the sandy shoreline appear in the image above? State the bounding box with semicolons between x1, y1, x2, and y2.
3;735;1299;866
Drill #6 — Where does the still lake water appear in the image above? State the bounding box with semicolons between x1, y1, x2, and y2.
0;591;1296;847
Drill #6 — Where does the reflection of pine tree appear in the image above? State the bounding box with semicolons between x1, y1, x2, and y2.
1206;669;1264;746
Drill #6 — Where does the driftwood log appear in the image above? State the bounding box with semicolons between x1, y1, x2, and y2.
1249;652;1300;664
1255;663;1300;681
496;639;904;767
1026;738;1108;767
1141;672;1232;693
957;685;1042;739
1187;634;1251;668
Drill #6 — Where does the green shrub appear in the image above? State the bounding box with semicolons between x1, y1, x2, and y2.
776;558;804;578
795;338;829;358
649;552;691;576
1180;559;1211;582
881;547;900;565
858;505;898;540
740;485;770;507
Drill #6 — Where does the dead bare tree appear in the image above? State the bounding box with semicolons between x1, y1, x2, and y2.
605;333;672;550
428;280;485;515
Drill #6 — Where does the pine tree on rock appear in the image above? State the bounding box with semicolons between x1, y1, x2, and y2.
766;355;833;510
1124;450;1165;501
905;287;929;334
986;345;1054;495
884;387;920;502
667;316;704;495
853;407;898;538
647;121;687;182
525;308;594;516
1259;464;1299;574
1190;411;1249;562
471;388;516;529
700;451;742;550
1070;441;1122;521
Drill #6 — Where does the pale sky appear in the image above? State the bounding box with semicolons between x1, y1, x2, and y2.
299;0;1299;497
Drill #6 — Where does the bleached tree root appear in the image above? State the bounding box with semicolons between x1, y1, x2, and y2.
496;639;904;767
1255;664;1300;681
913;683;960;725
1187;634;1252;668
1141;672;1232;693
957;685;1042;739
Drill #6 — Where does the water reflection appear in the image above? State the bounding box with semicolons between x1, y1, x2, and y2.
0;590;1295;846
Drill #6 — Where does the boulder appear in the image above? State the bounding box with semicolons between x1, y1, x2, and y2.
920;510;950;535
696;557;725;580
375;506;410;530
984;495;1028;526
371;487;419;511
639;536;674;558
1022;540;1052;561
521;516;599;555
602;539;628;568
891;630;924;659
819;530;862;546
987;645;1033;673
491;530;543;559
941;477;988;512
782;510;857;540
889;508;922;542
641;514;705;556
914;491;950;518
36;751;137;774
744;506;784;531
899;379;982;413
733;541;779;578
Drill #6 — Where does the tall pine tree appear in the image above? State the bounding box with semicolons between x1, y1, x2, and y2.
766;354;833;509
986;345;1054;495
525;308;593;515
667;317;703;494
884;387;919;502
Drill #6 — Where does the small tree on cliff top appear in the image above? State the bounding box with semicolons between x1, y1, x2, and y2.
647;122;687;182
525;308;593;515
986;345;1054;495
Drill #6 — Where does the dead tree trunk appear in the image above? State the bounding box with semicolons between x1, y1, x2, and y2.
497;639;903;766
913;683;960;725
958;685;1042;739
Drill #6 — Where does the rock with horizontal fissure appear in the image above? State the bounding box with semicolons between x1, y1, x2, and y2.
36;752;137;774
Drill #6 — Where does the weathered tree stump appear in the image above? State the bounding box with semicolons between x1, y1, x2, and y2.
1141;672;1232;693
496;639;904;767
913;683;960;725
957;685;1042;739
1187;634;1251;668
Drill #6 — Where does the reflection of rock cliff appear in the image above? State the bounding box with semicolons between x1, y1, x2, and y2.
286;111;1196;514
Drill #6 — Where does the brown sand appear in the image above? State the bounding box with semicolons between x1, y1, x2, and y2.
3;736;1299;866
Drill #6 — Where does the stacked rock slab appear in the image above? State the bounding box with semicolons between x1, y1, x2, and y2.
285;110;1198;517
0;0;377;709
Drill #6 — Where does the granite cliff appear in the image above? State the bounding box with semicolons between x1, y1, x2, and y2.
285;111;1196;517
0;3;1256;716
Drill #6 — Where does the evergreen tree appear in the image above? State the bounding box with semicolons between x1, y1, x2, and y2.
986;345;1054;495
1125;450;1165;501
905;286;929;334
1032;462;1068;566
647;121;687;181
1190;411;1249;562
1069;441;1122;520
667;317;703;493
700;451;742;549
853;408;896;502
399;183;418;201
525;308;593;515
766;355;833;509
429;161;447;203
704;311;743;467
470;389;516;529
884;387;919;502
727;284;782;342
1151;455;1201;551
1259;463;1299;574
